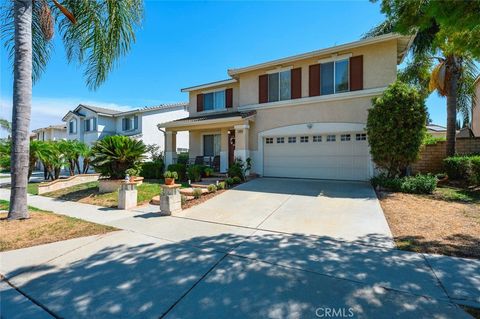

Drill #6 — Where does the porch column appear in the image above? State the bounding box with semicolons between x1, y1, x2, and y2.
164;130;177;167
220;128;229;172
234;124;250;162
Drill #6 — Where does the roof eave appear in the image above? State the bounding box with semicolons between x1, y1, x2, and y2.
181;79;237;92
228;33;409;76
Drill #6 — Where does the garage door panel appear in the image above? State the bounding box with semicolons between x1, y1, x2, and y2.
263;132;370;181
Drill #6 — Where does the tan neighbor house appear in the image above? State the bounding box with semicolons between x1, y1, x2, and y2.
161;33;413;181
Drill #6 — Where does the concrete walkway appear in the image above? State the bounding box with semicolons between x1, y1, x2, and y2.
0;182;478;318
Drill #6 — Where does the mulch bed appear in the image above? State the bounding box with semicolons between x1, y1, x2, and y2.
181;189;227;210
377;190;480;259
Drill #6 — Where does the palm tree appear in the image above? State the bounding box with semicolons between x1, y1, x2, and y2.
0;118;12;135
90;136;146;180
364;25;478;157
2;0;143;220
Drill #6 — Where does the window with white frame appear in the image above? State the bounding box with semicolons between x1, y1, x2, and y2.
68;119;77;134
313;135;322;142
341;134;351;141
268;70;291;102
326;134;336;142
320;58;349;95
203;90;225;111
266;137;273;144
288;136;296;143
276;137;285;144
122;116;138;131
300;136;309;143
356;133;367;141
85;118;96;132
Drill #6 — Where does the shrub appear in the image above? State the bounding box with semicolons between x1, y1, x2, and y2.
207;184;217;193
140;160;164;179
400;174;437;194
443;156;472;180
470;156;480;185
163;171;178;179
367;81;427;177
181;194;187;206
91;136;146;179
167;163;186;181
217;181;226;190
371;173;437;194
423;134;446;145
125;168;139;177
187;164;202;182
225;177;234;186
177;152;189;165
233;176;242;184
228;160;244;180
192;188;202;199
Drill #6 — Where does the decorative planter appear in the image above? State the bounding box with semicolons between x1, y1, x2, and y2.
129;176;136;183
99;179;123;193
165;178;175;185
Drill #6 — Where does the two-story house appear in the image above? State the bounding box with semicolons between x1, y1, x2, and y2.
32;124;67;141
62;103;189;151
161;33;413;181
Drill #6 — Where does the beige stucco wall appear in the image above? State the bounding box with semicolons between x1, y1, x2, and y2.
238;39;397;107
248;95;375;150
473;80;480;137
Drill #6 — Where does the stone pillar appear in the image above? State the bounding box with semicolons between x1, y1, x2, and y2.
159;184;182;215
118;182;137;210
234;124;250;162
220;128;229;172
164;130;177;167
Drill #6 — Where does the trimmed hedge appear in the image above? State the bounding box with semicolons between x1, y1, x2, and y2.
371;174;437;194
140;160;164;179
443;155;480;184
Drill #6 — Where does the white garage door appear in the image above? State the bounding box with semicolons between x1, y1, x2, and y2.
263;132;370;181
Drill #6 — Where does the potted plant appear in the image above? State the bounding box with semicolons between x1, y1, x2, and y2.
125;168;139;183
164;171;178;185
204;167;214;177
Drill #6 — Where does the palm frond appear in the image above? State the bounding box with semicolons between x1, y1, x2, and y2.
398;53;433;97
0;0;54;83
362;20;395;39
429;61;447;96
57;0;143;90
456;58;479;124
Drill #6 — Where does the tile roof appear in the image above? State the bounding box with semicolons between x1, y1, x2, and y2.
172;110;256;123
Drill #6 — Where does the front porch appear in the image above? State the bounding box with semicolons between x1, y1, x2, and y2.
162;111;255;173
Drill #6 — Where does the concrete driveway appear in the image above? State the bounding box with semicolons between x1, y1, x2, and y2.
1;181;477;319
175;178;394;248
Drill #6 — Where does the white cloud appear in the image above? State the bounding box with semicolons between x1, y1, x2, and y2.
0;96;135;137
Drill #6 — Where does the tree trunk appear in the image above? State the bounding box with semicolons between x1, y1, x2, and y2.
8;0;33;220
445;56;460;157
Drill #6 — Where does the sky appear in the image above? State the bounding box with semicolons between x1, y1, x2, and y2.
0;0;446;137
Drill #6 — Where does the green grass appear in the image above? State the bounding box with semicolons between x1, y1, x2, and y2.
27;183;39;195
435;186;480;204
0;199;42;212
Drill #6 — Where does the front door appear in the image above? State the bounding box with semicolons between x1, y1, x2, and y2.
228;130;236;165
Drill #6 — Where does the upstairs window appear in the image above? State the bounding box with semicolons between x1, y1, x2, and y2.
68;120;77;134
203;90;225;111
268;70;291;102
122;116;138;131
320;59;349;95
85;118;96;132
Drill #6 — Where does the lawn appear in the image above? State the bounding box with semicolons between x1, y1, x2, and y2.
0;200;116;251
39;180;173;208
378;185;480;259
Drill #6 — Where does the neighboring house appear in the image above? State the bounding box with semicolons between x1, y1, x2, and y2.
32;124;67;141
426;124;447;138
473;76;480;137
62;103;189;152
161;33;413;181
